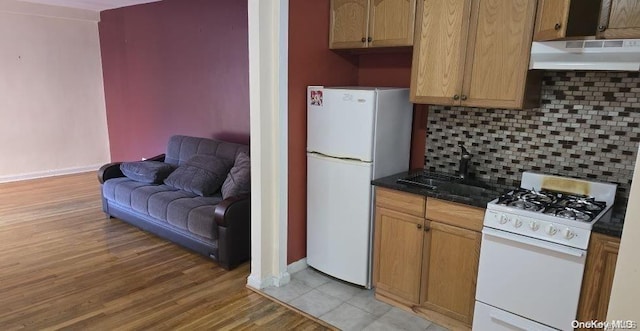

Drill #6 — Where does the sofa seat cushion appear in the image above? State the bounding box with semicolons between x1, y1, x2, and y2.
130;184;185;216
103;177;223;240
166;196;223;240
103;177;159;208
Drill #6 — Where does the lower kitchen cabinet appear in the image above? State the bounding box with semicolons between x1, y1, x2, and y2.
373;206;425;304
420;221;481;326
577;232;621;329
373;187;483;329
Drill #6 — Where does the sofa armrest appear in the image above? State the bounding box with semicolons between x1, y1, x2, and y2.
97;154;166;184
214;193;250;227
146;153;166;162
214;193;251;269
98;162;123;184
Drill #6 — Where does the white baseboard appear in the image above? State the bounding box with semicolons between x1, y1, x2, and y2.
247;271;291;289
273;271;291;287
287;258;308;274
246;259;307;289
0;164;102;184
247;274;272;290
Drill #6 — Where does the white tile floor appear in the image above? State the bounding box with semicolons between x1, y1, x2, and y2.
262;268;449;331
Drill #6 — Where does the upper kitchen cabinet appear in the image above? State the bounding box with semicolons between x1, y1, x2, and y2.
329;0;417;49
598;0;640;39
533;0;640;40
533;0;601;41
410;0;541;109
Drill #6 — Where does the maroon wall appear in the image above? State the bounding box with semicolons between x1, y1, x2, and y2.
288;0;359;264
357;52;412;87
358;52;428;170
288;2;428;262
99;0;249;161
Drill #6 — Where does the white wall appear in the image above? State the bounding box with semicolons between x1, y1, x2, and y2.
607;145;640;322
0;0;110;182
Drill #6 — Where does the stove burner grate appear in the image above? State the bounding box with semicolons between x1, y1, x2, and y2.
496;188;606;222
508;200;544;212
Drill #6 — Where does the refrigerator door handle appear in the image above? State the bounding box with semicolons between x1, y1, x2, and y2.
307;152;371;164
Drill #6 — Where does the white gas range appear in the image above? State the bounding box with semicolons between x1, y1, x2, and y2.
473;171;617;331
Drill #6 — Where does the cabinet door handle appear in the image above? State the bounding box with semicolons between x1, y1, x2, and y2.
416;224;423;230
461;95;468;101
453;94;460;100
598;25;607;32
424;225;430;232
361;37;366;43
554;23;562;31
367;36;372;42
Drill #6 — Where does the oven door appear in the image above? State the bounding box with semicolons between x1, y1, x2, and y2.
475;227;587;331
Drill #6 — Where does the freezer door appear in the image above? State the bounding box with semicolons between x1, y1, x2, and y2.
307;87;376;161
307;152;373;287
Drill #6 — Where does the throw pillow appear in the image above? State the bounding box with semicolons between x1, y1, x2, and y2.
164;154;233;196
120;161;176;184
221;152;251;199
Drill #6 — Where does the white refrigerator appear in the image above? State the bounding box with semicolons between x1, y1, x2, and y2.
306;86;413;288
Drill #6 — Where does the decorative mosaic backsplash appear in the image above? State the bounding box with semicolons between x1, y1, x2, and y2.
424;71;640;199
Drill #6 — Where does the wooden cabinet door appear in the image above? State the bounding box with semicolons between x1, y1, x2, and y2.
462;0;538;109
421;221;480;325
577;233;621;329
368;0;417;47
410;0;472;105
533;0;571;41
373;207;424;304
598;0;640;38
330;0;369;49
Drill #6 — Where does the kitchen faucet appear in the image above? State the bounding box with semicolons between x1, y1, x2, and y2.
458;142;473;180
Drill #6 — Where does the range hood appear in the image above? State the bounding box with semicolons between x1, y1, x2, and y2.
530;39;640;71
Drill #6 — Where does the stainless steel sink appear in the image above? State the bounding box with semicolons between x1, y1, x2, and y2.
436;182;498;197
397;171;498;197
396;171;460;189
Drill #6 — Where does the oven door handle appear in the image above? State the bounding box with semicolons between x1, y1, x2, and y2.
482;227;585;258
489;310;528;330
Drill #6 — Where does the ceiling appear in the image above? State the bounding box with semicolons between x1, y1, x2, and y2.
19;0;162;11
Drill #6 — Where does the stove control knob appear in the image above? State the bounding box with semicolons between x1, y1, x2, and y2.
499;215;509;224
529;221;540;231
564;228;575;240
546;225;557;236
513;218;523;228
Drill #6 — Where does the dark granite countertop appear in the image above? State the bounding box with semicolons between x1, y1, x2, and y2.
371;171;505;209
372;171;627;238
592;199;627;238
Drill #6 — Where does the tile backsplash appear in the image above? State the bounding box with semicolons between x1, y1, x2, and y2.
424;71;640;199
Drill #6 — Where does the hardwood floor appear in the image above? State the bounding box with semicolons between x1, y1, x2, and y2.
0;172;329;330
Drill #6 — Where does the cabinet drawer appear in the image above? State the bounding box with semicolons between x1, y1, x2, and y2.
425;198;484;232
375;187;425;217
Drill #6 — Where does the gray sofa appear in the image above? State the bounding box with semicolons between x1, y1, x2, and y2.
98;135;251;270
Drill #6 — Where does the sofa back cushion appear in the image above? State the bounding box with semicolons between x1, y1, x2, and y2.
221;152;251;199
165;135;249;167
120;161;176;184
164;155;233;197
